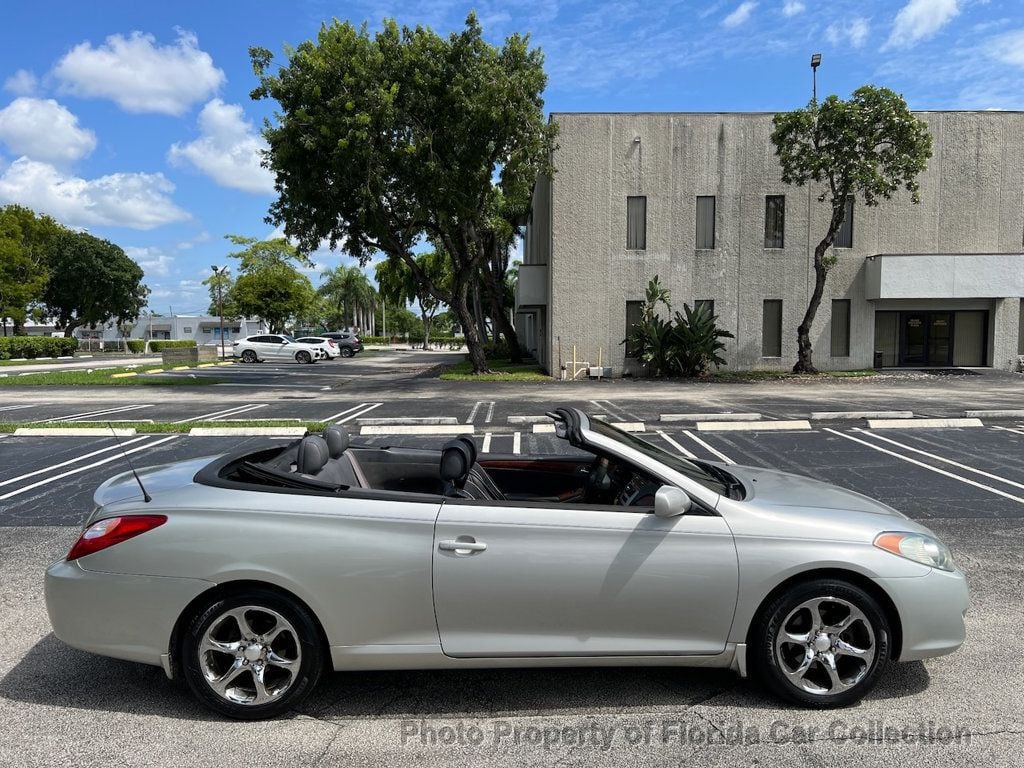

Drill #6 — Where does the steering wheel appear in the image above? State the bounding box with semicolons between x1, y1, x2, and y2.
585;457;615;504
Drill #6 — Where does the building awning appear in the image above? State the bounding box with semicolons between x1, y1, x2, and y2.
865;253;1024;300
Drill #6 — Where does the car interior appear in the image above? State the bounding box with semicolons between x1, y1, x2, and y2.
204;425;665;508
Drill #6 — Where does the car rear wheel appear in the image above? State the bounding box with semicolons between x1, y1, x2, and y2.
241;350;257;364
340;347;354;358
181;589;325;719
753;579;890;708
296;350;312;364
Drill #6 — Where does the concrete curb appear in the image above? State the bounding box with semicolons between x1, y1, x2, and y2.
696;420;812;432
866;418;984;429
360;424;474;436
13;427;137;436
189;427;307;436
809;411;914;420
660;413;761;422
964;409;1024;418
110;372;137;378
357;417;459;426
533;422;645;433
507;415;554;425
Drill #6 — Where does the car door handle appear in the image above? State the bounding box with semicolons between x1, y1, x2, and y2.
438;538;487;554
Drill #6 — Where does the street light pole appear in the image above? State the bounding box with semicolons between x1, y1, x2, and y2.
810;52;821;104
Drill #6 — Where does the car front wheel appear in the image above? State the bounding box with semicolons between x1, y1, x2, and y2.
241;350;257;364
181;589;325;719
296;350;312;364
753;579;890;708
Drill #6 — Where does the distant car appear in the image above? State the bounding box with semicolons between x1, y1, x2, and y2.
294;336;339;360
320;331;363;358
232;335;322;364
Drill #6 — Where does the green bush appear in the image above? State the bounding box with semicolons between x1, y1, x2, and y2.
359;335;464;349
126;339;146;353
149;340;196;352
0;336;78;360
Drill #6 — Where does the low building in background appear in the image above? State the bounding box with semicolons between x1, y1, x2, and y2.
518;110;1024;375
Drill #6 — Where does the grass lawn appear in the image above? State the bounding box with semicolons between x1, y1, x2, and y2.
708;368;877;382
439;357;550;382
0;365;224;386
0;420;328;433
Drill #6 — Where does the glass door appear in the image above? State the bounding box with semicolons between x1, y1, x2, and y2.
900;313;927;366
928;313;953;366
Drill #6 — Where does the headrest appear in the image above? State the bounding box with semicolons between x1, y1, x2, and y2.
440;439;473;484
454;435;478;464
322;425;350;459
296;435;329;476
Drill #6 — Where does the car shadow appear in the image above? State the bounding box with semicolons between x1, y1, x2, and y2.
0;634;929;720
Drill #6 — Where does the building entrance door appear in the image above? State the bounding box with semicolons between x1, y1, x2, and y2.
899;312;953;366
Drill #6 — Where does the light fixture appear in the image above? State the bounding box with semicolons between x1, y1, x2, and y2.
810;53;821;69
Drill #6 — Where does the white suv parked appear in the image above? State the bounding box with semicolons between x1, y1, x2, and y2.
232;335;323;364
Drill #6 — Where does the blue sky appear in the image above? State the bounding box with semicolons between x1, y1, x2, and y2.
1;0;1022;314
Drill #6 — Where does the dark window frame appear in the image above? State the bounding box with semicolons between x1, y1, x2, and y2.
834;196;854;248
625;300;644;358
764;195;785;249
831;299;851;357
626;196;647;250
761;299;783;358
696;196;716;249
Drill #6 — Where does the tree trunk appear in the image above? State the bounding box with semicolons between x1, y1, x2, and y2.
793;202;847;374
482;270;522;363
453;278;490;374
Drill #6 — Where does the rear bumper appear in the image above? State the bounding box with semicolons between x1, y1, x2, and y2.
45;559;213;668
875;567;970;661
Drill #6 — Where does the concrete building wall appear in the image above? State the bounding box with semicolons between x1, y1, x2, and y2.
531;111;1024;374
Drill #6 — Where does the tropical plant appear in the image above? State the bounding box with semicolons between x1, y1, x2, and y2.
376;251;451;349
669;303;734;377
317;265;376;330
622;276;674;376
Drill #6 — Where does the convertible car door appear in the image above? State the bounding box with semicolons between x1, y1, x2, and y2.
432;500;738;658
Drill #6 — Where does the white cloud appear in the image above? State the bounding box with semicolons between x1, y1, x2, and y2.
0;98;97;165
124;246;174;277
722;1;758;28
53;29;225;115
826;17;870;48
168;99;274;194
0;157;190;230
885;0;959;50
989;29;1024;66
781;1;804;17
3;69;38;96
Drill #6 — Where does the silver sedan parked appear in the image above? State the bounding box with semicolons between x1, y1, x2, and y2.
45;407;968;719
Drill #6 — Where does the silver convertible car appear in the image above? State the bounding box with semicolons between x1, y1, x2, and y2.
45;407;969;719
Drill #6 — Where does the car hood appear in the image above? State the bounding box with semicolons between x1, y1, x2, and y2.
92;456;216;511
726;464;909;518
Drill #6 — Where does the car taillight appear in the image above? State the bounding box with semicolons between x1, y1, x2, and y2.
328;340;336;347
66;515;167;561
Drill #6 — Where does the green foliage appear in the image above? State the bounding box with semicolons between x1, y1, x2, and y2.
0;336;78;359
225;235;312;270
669;304;735;377
203;269;240;320
231;263;315;333
126;339;146;353
250;13;557;373
318;265;376;329
0;206;61;332
622;277;734;377
770;86;932;372
148;340;196;351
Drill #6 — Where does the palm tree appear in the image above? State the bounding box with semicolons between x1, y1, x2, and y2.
318;265;376;332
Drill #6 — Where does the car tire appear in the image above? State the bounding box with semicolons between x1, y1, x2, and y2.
340;347;354;358
296;350;312;364
181;589;325;720
753;579;890;708
241;350;257;364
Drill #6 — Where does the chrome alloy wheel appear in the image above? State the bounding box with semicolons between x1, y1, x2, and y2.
198;606;302;705
774;596;876;696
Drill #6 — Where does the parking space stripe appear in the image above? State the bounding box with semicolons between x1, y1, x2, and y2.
482;432;493;453
656;430;697;458
0;404;41;412
993;426;1024;437
335;402;383;424
512;431;521;455
680;430;736;465
54;404;152;421
322;403;371;422
855;429;1024;491
0;436;178;500
172;404;266;424
485;401;495;423
824;428;1024;505
0;436;151;488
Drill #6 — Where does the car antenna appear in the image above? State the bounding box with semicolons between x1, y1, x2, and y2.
107;421;151;502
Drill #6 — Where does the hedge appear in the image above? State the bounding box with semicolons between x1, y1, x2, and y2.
361;335;464;349
0;336;79;359
126;339;146;353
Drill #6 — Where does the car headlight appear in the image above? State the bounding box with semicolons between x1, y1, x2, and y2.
874;531;955;571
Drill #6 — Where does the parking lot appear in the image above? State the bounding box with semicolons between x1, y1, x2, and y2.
2;364;1024;766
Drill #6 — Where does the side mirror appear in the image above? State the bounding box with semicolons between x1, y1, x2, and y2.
654;486;691;518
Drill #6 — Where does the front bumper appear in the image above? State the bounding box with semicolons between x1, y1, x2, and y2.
45;559;213;668
875;566;970;661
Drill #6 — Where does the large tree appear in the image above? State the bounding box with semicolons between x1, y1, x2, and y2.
318;265;376;330
250;13;556;373
0;205;62;335
43;230;148;337
375;250;451;348
771;86;932;373
223;235;315;332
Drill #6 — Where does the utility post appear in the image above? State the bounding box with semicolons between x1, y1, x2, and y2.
211;265;229;360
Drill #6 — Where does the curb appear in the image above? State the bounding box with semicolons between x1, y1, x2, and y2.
696;420;812;432
13;427;137;436
866;418;984;429
533;422;645;433
360;424;474;435
809;411;914;420
660;413;761;422
357;417;459;426
964;409;1024;418
189;426;307;436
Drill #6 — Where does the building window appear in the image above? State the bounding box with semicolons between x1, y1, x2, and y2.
694;299;715;318
696;196;716;249
626;196;646;250
183;326;193;334
762;300;782;357
625;301;644;358
203;328;212;334
834;196;854;248
764;195;785;248
831;299;851;357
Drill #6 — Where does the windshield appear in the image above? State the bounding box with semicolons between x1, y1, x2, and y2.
586;418;730;496
283;335;297;343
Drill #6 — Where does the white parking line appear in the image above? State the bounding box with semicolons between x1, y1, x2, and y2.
466;400;496;424
993;426;1024;437
482;432;493;453
172;404;267;424
54;404;153;421
855;429;1024;491
322;403;371;422
0;403;42;412
680;430;736;464
512;431;522;455
590;399;640;421
824;428;1024;505
657;430;697;458
0;436;178;500
336;403;383;424
485;401;495;423
0;436;151;488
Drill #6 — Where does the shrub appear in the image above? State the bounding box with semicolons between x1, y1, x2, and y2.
149;340;196;352
126;339;146;353
0;336;78;360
